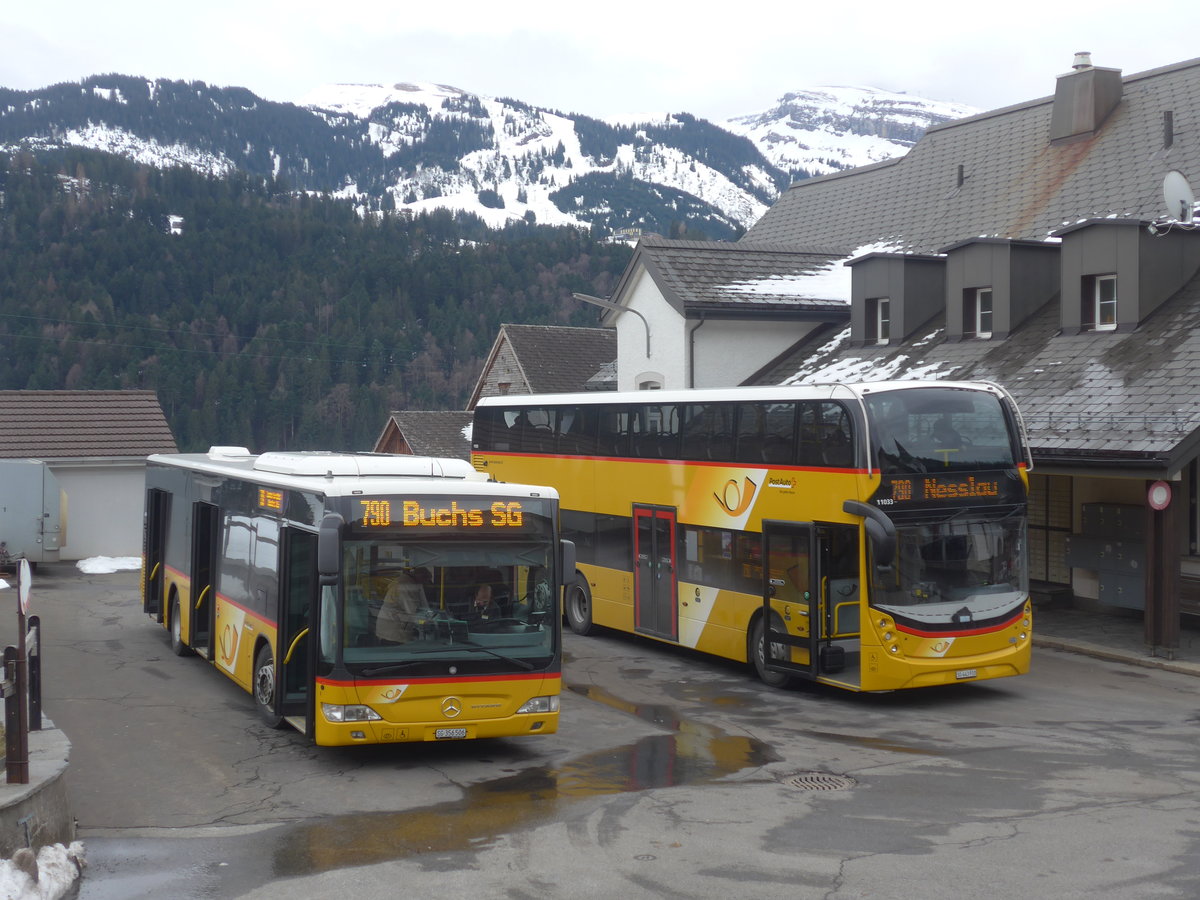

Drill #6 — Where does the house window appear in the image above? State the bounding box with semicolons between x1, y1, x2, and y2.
867;298;890;345
638;380;662;390
497;382;511;395
965;288;993;339
1084;275;1117;332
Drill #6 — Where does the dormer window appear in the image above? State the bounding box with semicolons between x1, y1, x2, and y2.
868;297;890;345
966;288;993;339
1084;274;1118;331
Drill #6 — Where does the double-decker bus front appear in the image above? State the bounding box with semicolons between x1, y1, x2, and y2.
311;492;562;745
852;385;1032;690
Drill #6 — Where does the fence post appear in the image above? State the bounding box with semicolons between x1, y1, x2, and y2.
26;616;40;733
4;644;26;784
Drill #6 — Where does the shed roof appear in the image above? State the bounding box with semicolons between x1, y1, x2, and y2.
0;390;177;460
386;410;474;461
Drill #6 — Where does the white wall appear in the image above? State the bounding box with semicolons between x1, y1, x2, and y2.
49;462;147;560
616;267;687;391
692;320;821;388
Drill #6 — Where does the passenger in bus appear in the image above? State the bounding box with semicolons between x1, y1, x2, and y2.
375;567;431;644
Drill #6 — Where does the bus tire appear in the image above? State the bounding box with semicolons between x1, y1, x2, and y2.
254;643;284;729
750;614;794;689
565;575;594;636
169;593;192;657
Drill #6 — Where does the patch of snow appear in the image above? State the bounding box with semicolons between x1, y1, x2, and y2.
75;557;141;575
0;841;85;899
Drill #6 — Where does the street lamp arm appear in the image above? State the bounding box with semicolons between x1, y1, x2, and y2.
572;292;651;357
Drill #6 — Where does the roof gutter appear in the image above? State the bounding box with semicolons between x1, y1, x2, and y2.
688;314;707;388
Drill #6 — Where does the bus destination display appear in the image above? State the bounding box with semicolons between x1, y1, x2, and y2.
876;474;1016;507
356;498;534;531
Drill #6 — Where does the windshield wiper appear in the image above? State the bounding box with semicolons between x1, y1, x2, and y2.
452;640;536;670
361;642;536;675
361;659;437;676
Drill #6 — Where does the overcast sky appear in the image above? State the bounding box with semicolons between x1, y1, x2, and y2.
2;1;1197;121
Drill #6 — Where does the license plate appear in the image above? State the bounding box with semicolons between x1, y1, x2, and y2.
955;668;978;680
435;727;468;740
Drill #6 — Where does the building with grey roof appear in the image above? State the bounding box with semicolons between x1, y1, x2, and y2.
737;53;1200;653
0;390;177;560
587;235;850;391
467;323;617;407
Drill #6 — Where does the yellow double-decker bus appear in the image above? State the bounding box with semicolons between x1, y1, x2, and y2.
142;448;572;745
472;381;1033;692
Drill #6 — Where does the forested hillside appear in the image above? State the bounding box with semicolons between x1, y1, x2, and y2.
0;148;632;452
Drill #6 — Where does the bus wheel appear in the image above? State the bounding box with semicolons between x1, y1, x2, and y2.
565;575;593;636
254;644;284;728
169;594;192;657
750;615;794;689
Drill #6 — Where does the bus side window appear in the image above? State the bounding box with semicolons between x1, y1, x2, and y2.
761;402;796;464
797;403;822;466
473;407;501;451
597;405;630;457
820;403;853;467
557;406;596;455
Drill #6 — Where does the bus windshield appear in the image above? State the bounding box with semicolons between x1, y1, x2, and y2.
871;510;1027;625
864;387;1017;473
330;538;556;673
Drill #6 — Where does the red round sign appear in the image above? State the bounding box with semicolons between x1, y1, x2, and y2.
1148;481;1172;511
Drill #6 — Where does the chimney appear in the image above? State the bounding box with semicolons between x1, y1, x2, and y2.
1050;52;1122;142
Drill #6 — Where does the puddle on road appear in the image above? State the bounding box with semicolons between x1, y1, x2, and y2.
271;682;777;877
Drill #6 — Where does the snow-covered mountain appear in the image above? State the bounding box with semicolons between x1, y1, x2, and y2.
0;76;975;239
725;85;978;179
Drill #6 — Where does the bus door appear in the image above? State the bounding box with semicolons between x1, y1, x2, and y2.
762;522;817;678
277;527;319;735
633;505;678;640
818;523;861;681
189;502;219;658
143;489;170;621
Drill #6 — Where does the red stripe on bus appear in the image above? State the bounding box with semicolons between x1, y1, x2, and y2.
319;671;560;687
895;608;1026;639
481;451;867;475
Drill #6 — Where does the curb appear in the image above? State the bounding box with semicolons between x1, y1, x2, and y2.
0;718;74;858
1034;636;1200;679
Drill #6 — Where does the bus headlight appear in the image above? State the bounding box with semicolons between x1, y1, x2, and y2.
322;703;383;723
516;695;560;714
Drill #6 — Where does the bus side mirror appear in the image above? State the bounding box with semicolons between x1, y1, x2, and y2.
560;540;576;579
843;500;896;574
318;513;344;586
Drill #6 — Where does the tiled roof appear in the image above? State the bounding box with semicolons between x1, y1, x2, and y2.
755;276;1200;469
631;236;852;313
0;390;177;459
390;410;474;460
745;58;1200;254
501;324;617;393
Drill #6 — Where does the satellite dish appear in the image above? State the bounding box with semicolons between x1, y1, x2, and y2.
1163;170;1195;224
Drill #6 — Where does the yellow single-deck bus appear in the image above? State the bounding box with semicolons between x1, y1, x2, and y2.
472;381;1033;692
142;447;572;745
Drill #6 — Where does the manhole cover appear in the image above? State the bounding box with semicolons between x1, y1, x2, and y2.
784;772;856;791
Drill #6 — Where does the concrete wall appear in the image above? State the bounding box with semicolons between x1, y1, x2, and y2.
0;722;74;857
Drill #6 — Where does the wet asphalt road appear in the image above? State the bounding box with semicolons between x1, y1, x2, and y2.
18;565;1200;899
